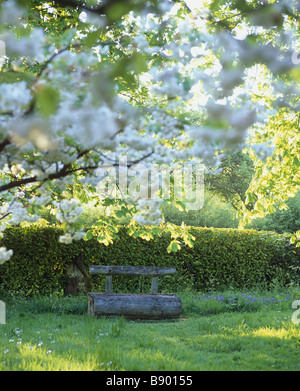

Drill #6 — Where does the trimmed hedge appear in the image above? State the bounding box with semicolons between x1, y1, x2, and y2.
0;226;299;295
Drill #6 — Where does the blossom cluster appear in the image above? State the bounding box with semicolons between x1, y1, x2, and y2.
0;246;13;265
53;199;85;244
2;29;45;62
0;81;32;113
133;198;163;226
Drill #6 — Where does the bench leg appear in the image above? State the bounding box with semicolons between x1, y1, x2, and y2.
106;276;112;293
151;277;159;294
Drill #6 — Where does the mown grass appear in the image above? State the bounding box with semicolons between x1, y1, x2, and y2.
0;287;300;371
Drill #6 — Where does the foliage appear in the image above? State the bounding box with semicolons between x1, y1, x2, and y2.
205;151;255;212
161;191;239;228
0;225;299;295
246;191;300;234
242;109;300;240
0;227;71;295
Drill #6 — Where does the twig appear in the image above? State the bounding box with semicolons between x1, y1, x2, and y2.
0;212;11;221
0;137;10;152
52;0;135;15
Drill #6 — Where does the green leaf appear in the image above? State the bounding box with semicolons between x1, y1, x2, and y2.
115;210;126;219
36;85;60;117
106;2;132;22
167;240;181;253
85;230;94;240
84;30;101;47
174;201;186;212
293;156;300;167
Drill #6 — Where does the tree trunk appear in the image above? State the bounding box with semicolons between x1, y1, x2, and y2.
88;293;182;320
64;255;93;295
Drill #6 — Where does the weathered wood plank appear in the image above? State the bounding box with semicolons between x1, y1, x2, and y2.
150;277;159;294
89;265;176;276
105;276;112;294
87;294;94;317
88;293;182;320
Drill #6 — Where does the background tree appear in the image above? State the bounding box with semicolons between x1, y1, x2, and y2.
247;190;300;234
205;151;254;212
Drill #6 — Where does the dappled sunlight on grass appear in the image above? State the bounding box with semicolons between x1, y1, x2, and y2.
251;325;299;339
1;289;300;371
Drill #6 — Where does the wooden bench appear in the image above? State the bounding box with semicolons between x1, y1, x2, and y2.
88;266;182;320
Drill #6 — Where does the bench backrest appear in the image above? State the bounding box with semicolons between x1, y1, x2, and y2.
89;265;176;294
90;265;176;276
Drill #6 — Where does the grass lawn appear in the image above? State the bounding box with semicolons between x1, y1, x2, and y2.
0;288;299;371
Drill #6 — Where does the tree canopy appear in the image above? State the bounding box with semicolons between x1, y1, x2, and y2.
0;0;299;264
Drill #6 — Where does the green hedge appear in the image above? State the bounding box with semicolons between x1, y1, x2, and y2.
0;226;299;296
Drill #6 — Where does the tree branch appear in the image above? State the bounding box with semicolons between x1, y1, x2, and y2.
0;137;10;153
0;158;98;194
24;43;82;116
0;112;14;117
36;44;81;80
51;0;130;15
127;150;155;167
98;149;155;168
0;212;11;221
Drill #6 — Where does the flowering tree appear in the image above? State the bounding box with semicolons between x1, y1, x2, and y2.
0;0;299;264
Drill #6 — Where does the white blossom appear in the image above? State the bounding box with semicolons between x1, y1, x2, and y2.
7;202;39;226
0;1;26;25
68;104;119;149
133;198;163;226
250;143;276;160
0;82;32;113
72;231;86;241
9;116;54;151
133;35;149;51
0;247;13;264
54;199;84;225
3;28;45;62
59;234;73;244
